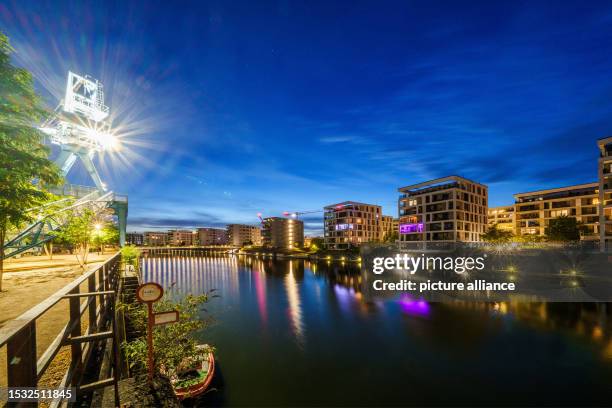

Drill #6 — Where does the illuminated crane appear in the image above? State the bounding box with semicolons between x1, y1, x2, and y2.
1;71;129;258
282;209;323;219
39;71;118;191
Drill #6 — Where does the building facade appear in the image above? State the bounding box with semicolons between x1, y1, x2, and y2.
144;231;168;246
168;229;196;246
398;176;488;243
513;183;599;240
126;232;144;246
488;205;515;232
380;215;397;241
599;137;612;251
262;217;304;249
197;227;228;245
324;201;382;249
227;224;262;246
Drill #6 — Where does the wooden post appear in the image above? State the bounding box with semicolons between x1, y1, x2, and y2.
97;267;105;327
147;302;154;382
7;321;37;388
135;282;164;383
69;287;81;386
88;274;97;332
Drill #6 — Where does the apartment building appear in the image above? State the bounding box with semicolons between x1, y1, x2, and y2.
598;136;612;250
262;217;304;249
197;227;228;245
168;229;196;246
488;205;515;232
323;202;382;249
227;224;262;246
126;232;144;246
144;231;168;246
513;183;599;240
398;176;488;243
380;215;398;241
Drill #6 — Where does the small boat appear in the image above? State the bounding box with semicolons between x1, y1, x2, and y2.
171;345;215;401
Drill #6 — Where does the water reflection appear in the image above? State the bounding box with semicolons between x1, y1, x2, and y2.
139;254;612;406
140;255;612;352
140;255;240;297
284;260;305;344
252;259;267;326
398;294;431;316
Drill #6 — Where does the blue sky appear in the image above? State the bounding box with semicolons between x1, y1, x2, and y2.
2;0;612;235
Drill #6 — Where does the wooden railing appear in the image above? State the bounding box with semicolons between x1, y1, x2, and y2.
0;252;122;407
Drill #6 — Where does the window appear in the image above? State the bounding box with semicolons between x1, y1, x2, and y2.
550;209;569;218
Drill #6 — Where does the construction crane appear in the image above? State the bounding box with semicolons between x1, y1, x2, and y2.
282;209;323;219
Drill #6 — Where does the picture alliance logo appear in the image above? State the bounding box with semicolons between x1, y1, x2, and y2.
371;254;487;275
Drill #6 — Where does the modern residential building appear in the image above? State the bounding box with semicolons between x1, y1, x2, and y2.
126;232;144;246
398;175;488;243
513;183;599;240
599;136;612;251
197;227;228;245
168;229;196;246
227;224;262;246
488;205;515;232
262;217;304;249
380;215;397;241
144;231;168;246
324;201;382;249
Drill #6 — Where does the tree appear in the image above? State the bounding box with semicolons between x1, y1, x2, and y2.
385;231;399;243
56;209;96;268
0;33;62;291
121;245;140;268
482;224;514;243
545;216;583;242
310;237;324;249
92;222;119;254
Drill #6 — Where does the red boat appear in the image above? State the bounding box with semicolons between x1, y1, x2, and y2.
171;345;215;401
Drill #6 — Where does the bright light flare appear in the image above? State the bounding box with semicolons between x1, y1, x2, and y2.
92;129;120;151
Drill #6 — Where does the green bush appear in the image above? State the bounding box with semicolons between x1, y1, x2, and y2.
121;290;216;379
121;245;140;267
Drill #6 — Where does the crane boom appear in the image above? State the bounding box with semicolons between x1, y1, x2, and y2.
282;209;323;219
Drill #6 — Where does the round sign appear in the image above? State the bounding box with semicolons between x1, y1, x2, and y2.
136;282;164;303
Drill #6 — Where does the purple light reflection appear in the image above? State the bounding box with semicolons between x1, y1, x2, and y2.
398;295;430;316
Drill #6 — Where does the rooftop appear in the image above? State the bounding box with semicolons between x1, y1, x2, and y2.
398;175;487;193
514;182;599;198
323;201;381;210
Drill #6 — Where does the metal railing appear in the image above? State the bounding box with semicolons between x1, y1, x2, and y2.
0;253;122;407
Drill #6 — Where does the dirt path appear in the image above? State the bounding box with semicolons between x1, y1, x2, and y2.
0;253;114;391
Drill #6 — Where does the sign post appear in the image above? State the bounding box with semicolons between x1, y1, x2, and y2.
136;282;164;382
154;310;180;326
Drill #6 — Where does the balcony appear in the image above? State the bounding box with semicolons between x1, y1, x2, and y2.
400;209;418;216
425;204;446;213
517;205;539;212
432;213;451;221
551;201;572;209
518;213;539;220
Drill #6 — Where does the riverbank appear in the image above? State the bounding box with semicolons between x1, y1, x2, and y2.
238;246;361;262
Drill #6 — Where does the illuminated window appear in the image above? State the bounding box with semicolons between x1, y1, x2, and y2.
550;209;569;218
